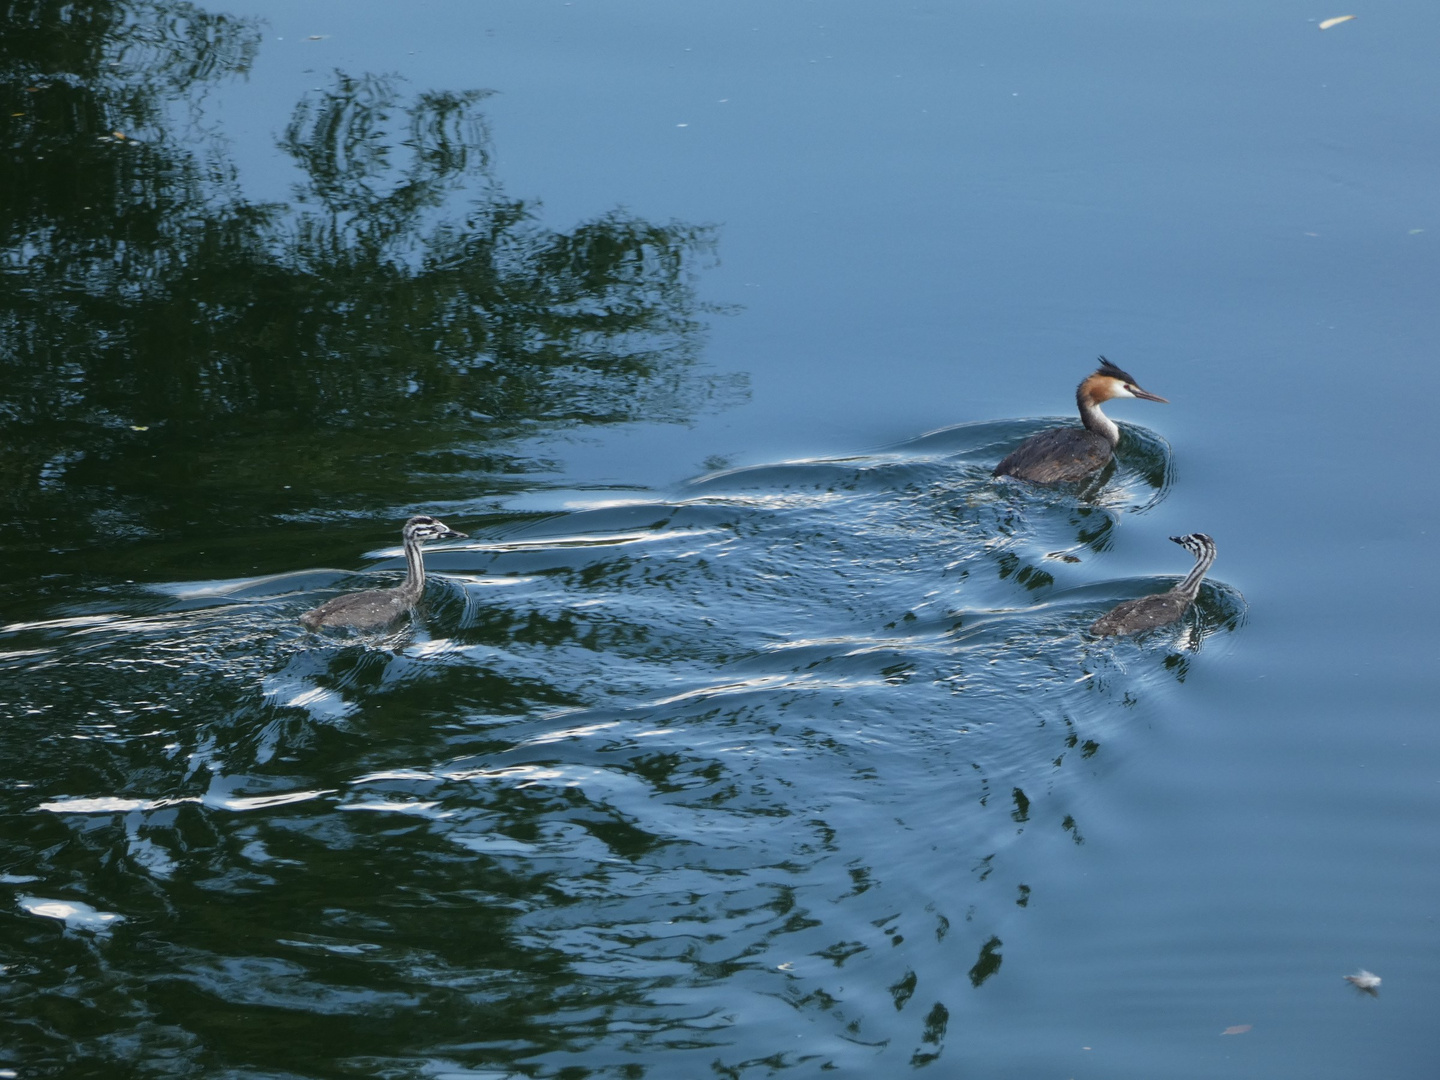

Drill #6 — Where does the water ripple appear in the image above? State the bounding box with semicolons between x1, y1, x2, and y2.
0;428;1248;1076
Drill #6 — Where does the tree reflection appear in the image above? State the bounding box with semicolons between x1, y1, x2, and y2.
0;2;738;575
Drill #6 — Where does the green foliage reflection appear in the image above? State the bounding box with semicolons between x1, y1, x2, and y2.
0;1;737;567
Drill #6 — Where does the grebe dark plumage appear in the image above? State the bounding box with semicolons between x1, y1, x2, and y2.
1090;533;1216;637
299;515;468;630
994;358;1168;484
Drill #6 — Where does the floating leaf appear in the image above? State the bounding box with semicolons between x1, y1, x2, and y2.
1318;15;1356;29
1221;1024;1252;1036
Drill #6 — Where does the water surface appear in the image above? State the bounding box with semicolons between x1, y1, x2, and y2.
2;1;1438;1076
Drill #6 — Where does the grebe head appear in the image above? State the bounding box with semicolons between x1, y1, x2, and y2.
402;515;468;544
1169;533;1215;559
1082;357;1169;405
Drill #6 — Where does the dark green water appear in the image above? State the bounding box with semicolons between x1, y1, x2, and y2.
3;2;1439;1077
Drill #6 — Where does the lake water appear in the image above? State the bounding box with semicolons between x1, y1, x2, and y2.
2;1;1438;1076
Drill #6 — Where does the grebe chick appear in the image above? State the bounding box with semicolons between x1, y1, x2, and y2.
299;515;468;630
1090;533;1216;637
994;357;1168;484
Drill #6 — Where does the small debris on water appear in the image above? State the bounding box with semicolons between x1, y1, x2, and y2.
1220;1024;1252;1036
1318;15;1356;29
1344;969;1381;993
18;895;125;933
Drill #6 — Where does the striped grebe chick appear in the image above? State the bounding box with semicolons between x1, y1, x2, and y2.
994;358;1168;484
1090;533;1216;637
299;515;468;630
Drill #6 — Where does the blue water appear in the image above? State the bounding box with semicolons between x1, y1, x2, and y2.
3;1;1439;1076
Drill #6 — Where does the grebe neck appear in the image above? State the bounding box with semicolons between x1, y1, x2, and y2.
1175;547;1215;600
1077;389;1120;447
399;532;427;601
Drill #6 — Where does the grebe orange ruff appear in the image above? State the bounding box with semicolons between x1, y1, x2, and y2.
993;358;1168;484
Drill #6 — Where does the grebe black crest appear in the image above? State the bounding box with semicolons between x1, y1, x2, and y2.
1089;533;1216;637
993;357;1168;485
299;515;468;631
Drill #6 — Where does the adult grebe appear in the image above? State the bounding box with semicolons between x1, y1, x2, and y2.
1089;533;1216;637
299;515;468;630
993;358;1168;484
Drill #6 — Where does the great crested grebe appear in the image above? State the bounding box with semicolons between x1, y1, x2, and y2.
299;515;468;630
1089;533;1216;637
993;358;1168;484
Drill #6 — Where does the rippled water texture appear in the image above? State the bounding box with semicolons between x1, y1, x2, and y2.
1;424;1248;1074
5;0;1440;1076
